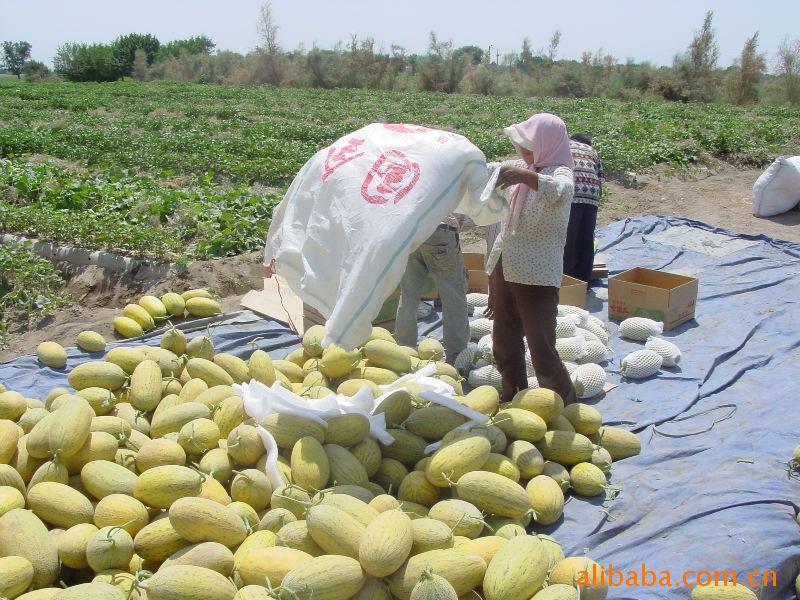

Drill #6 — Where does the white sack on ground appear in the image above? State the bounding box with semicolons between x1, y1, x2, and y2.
752;155;800;217
264;123;507;349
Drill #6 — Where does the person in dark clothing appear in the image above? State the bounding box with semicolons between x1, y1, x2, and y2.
563;133;604;283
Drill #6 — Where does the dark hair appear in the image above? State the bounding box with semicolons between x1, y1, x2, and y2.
570;133;592;145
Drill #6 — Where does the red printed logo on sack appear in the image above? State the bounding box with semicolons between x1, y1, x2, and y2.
322;138;365;181
361;150;421;205
383;124;432;134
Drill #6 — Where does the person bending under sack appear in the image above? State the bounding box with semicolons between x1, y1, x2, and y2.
487;113;577;405
563;133;604;283
395;214;470;365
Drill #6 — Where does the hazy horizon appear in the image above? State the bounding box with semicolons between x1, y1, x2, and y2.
2;0;798;70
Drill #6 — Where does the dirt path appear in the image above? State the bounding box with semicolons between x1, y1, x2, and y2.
2;165;798;362
599;165;799;239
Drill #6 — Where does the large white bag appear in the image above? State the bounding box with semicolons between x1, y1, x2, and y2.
264;123;507;349
752;156;800;217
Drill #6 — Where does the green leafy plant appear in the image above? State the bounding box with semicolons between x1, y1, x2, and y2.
0;241;71;344
0;158;280;260
0;78;798;263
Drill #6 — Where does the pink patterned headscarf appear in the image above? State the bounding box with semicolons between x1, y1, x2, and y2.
503;113;573;233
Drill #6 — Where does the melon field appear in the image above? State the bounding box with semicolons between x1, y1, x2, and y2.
2;77;800;346
1;78;799;263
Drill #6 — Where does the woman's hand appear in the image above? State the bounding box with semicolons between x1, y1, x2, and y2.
496;165;539;190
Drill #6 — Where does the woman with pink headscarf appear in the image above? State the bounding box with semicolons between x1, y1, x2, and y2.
486;113;577;406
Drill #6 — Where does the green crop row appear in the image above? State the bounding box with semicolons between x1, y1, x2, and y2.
1;80;798;187
0;241;72;343
0;158;280;261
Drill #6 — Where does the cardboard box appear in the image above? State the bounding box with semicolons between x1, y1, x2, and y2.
240;277;400;334
559;275;588;308
608;267;698;330
592;253;610;280
591;261;609;280
464;252;489;294
244;270;590;335
240;276;304;333
467;270;489;294
421;252;587;305
303;292;399;333
421;252;489;299
463;252;485;271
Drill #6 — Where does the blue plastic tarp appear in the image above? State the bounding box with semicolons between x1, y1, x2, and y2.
2;216;799;599
548;217;800;599
0;311;302;396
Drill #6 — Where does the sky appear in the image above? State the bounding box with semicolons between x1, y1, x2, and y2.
2;0;798;69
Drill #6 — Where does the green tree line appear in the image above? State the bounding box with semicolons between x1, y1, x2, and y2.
3;9;799;105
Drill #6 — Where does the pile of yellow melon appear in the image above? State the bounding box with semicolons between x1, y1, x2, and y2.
1;304;680;600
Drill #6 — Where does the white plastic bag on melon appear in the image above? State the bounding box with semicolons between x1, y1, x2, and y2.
235;363;489;485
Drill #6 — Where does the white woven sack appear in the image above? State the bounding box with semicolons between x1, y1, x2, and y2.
264;123;505;350
752;156;800;217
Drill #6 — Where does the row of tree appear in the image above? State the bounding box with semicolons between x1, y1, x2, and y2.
2;9;799;105
1;35;215;82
